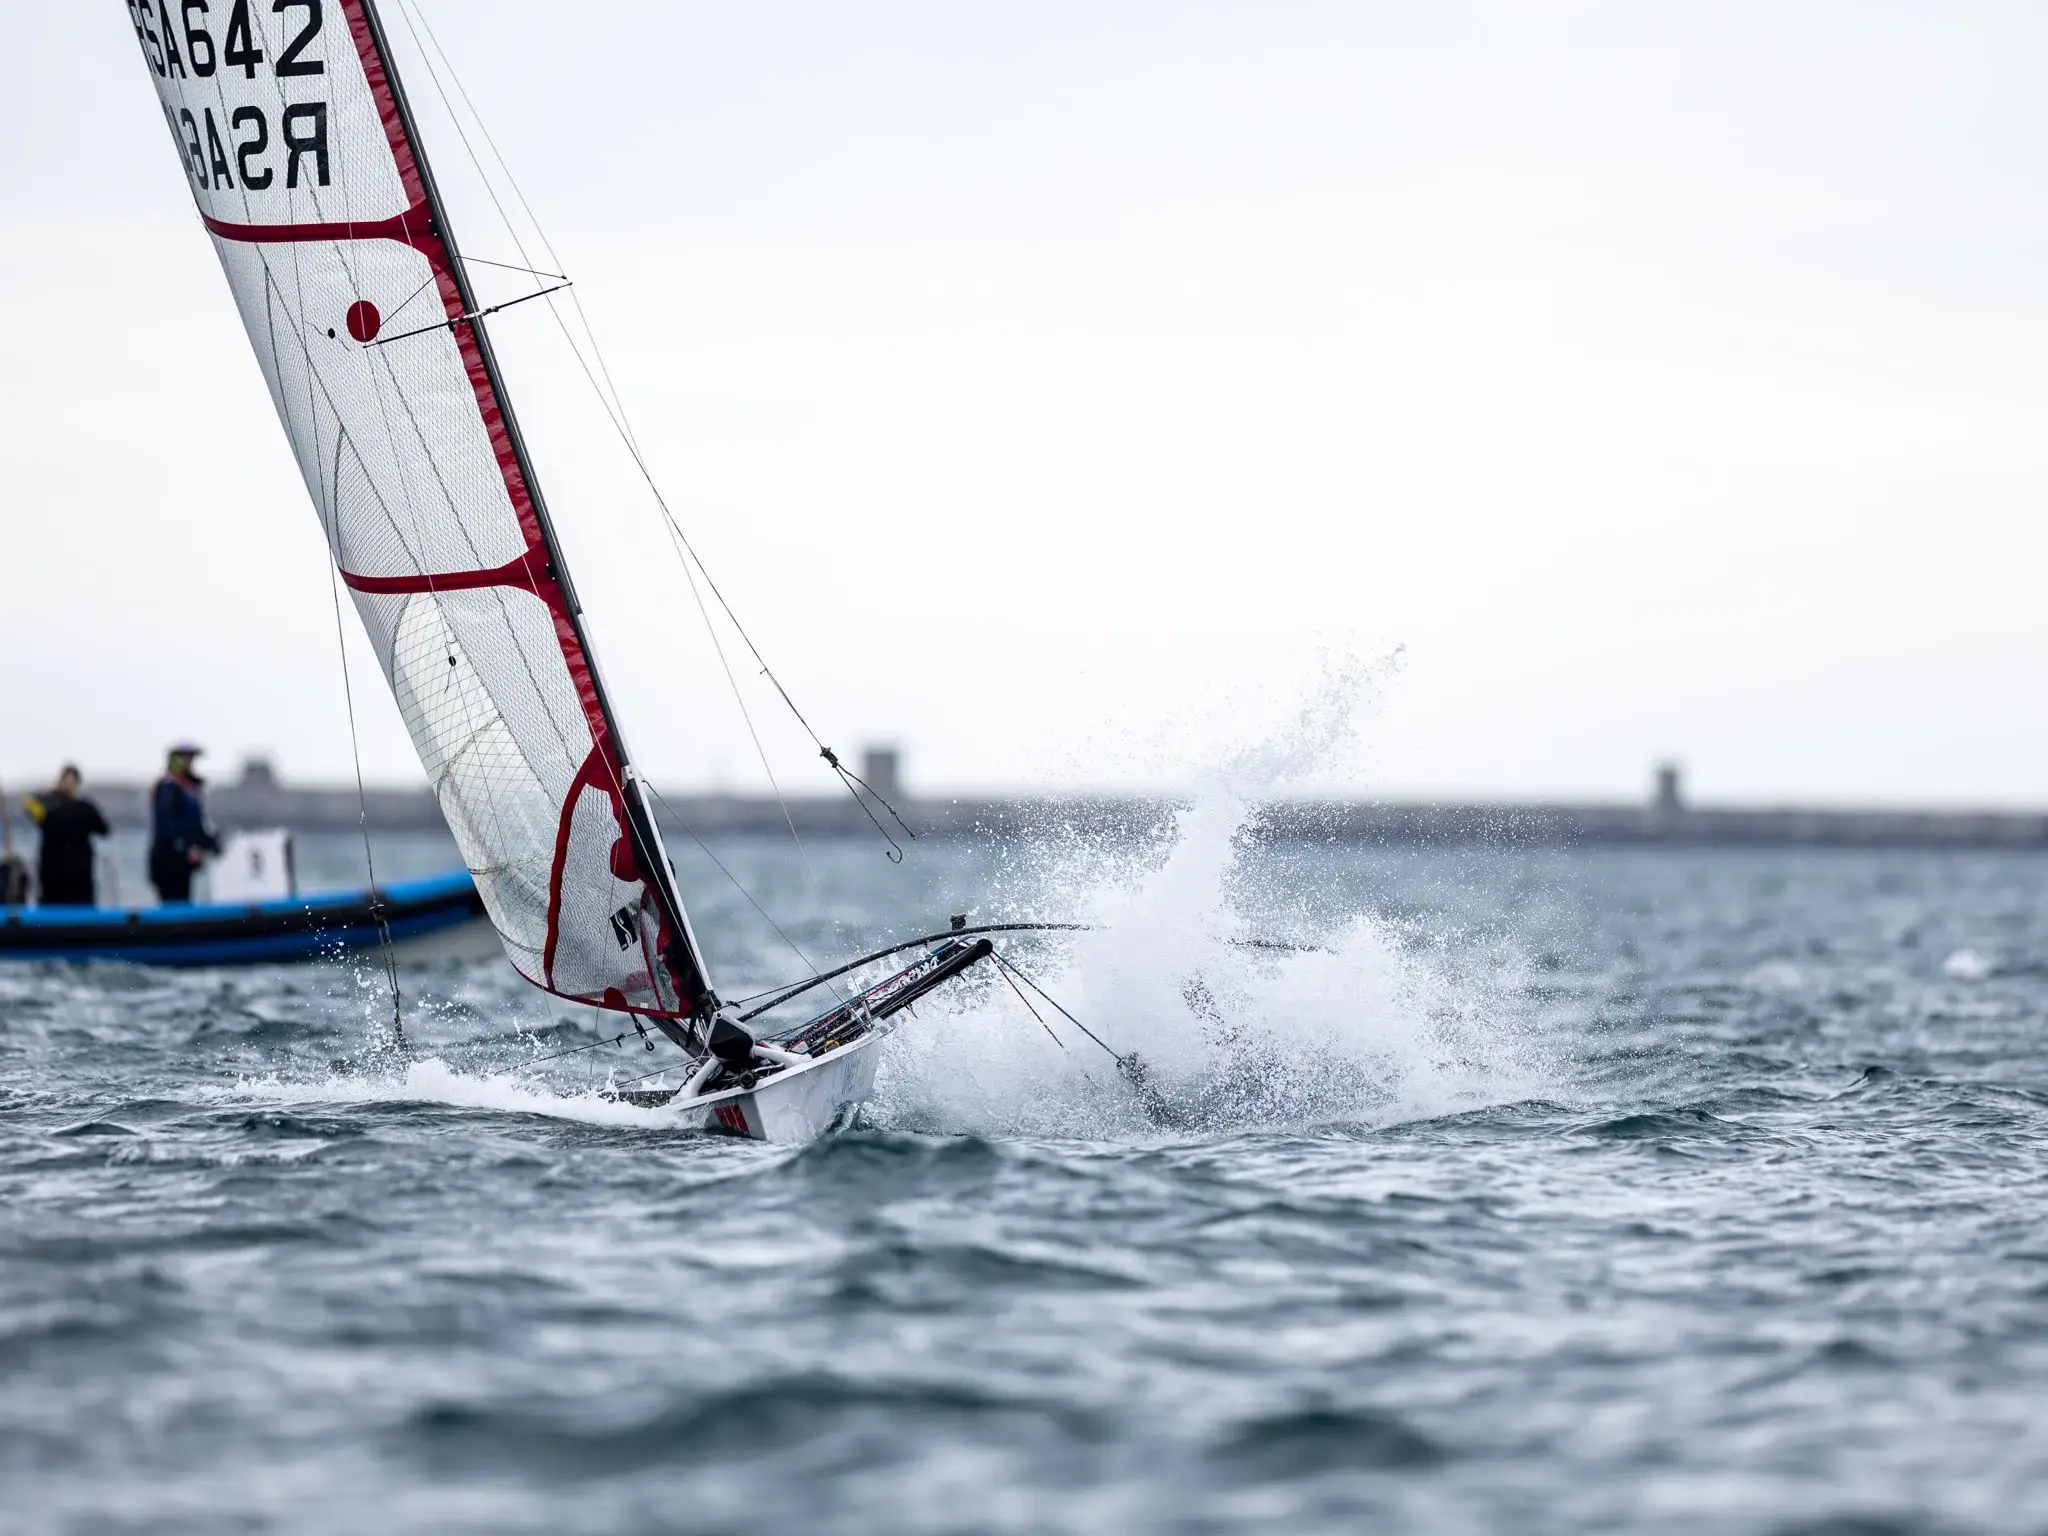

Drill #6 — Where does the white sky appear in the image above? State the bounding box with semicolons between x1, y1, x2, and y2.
5;2;2047;805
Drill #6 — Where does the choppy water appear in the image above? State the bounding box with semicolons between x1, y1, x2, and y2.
6;811;2048;1533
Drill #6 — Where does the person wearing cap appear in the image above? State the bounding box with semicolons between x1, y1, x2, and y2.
149;744;220;904
22;766;111;907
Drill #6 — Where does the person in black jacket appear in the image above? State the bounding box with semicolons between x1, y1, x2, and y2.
149;744;220;904
23;766;111;907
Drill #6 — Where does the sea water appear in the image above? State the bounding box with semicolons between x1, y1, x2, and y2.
4;812;2048;1533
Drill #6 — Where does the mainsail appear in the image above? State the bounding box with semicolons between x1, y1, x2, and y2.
122;0;714;1023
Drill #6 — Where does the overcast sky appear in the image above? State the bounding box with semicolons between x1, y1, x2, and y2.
5;2;2048;804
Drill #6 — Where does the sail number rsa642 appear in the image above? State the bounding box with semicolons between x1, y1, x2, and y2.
127;0;334;192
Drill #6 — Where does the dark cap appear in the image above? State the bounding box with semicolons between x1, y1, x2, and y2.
168;743;204;759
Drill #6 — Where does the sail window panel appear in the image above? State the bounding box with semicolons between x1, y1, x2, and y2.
440;750;553;974
347;587;556;973
436;738;554;971
374;589;563;964
208;238;529;581
422;587;591;796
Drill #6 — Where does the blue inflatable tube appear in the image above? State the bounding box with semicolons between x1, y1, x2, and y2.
0;869;487;966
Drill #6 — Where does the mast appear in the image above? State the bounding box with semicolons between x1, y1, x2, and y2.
353;0;715;1025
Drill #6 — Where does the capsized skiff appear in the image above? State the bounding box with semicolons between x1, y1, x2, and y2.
120;0;1056;1142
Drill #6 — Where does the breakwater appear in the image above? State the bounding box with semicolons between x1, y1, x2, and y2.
11;777;2048;850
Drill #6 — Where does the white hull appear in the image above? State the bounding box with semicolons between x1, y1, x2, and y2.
663;1028;887;1144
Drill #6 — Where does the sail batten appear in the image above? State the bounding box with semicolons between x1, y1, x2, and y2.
125;0;713;1021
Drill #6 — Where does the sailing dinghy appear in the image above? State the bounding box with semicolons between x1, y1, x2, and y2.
120;0;1043;1142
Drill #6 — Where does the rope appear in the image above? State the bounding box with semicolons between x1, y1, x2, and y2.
817;747;913;862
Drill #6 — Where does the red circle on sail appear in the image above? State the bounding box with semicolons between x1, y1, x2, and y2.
345;300;382;343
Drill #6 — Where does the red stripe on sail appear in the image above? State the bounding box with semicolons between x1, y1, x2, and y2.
200;200;441;260
541;746;611;989
338;553;550;597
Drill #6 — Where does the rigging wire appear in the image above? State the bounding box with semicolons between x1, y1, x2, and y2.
430;934;1119;1088
391;0;915;862
990;956;1072;1055
397;3;640;447
421;929;1119;1100
989;953;1127;1068
322;513;407;1053
611;942;1122;1097
375;267;442;333
660;503;843;921
461;254;569;281
366;280;573;347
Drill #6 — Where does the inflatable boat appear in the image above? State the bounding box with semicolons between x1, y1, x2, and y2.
0;870;488;967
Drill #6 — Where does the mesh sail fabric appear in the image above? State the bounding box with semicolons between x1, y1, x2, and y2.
123;0;706;1018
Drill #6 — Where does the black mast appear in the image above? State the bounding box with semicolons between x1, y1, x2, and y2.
354;0;715;1030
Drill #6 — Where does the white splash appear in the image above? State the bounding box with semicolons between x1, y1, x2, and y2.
877;650;1549;1139
1941;948;1993;981
219;1055;685;1131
